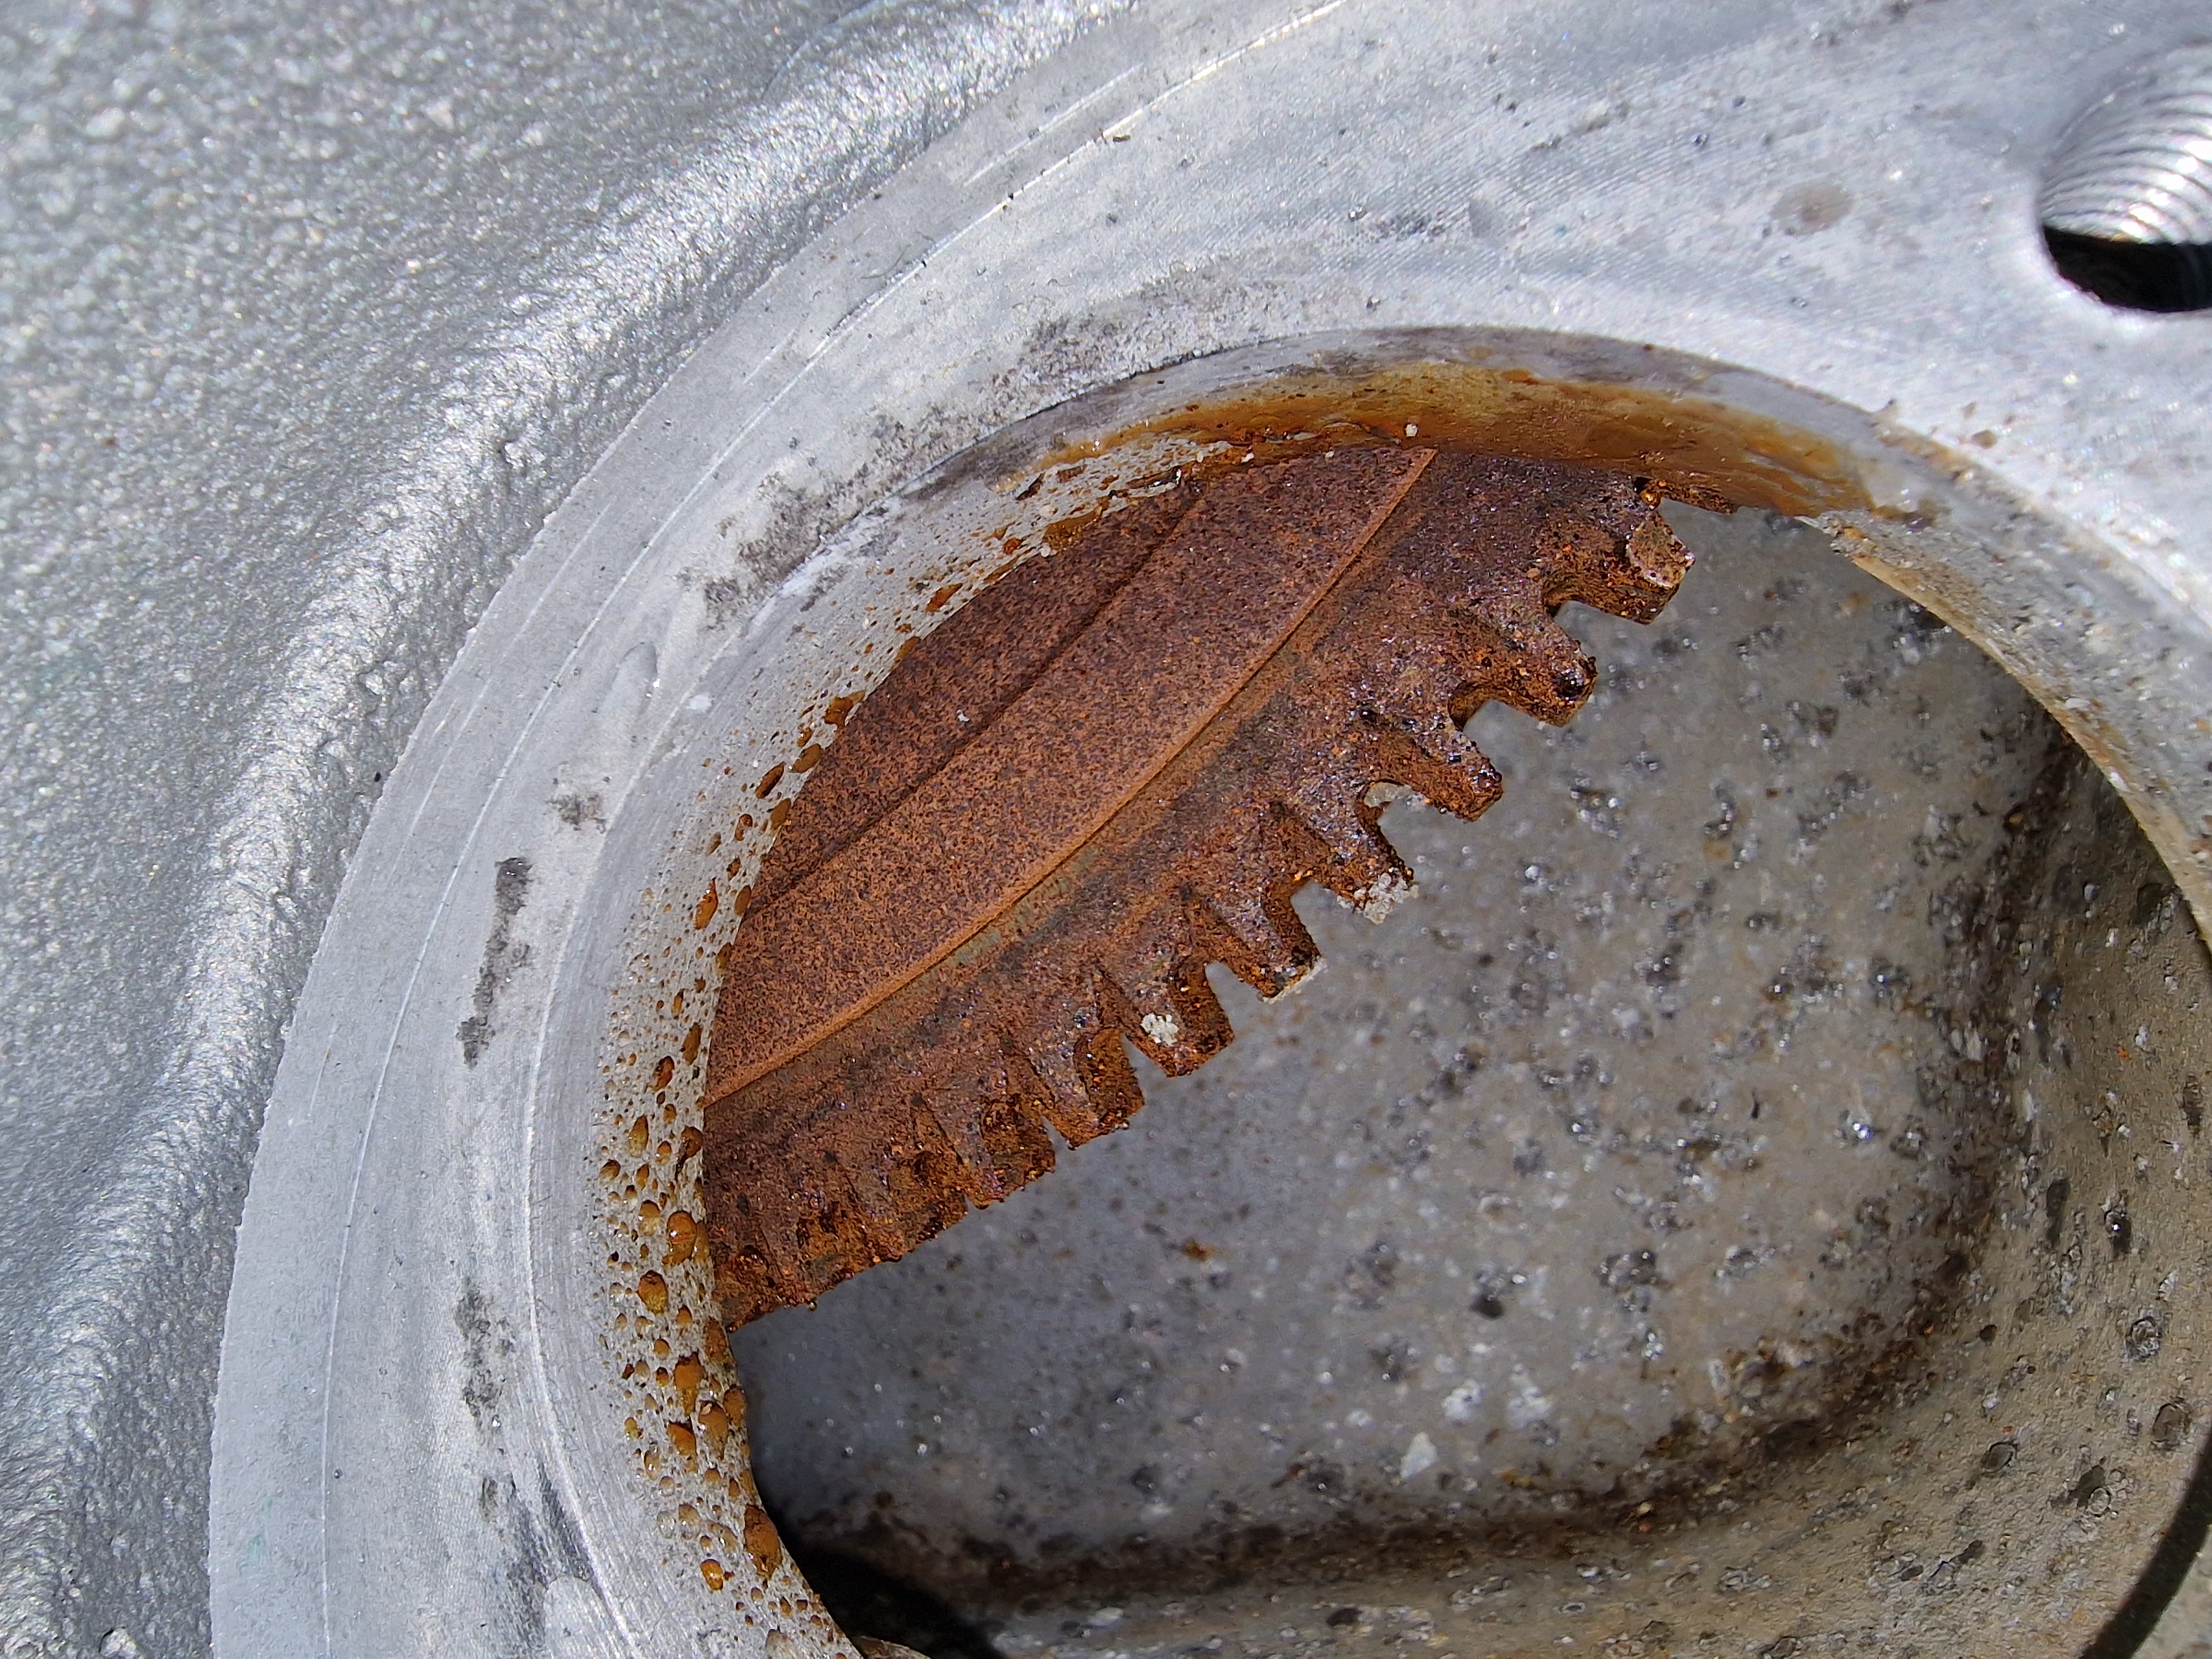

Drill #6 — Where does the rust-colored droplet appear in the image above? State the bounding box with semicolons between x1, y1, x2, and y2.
665;1209;701;1265
703;447;1695;1325
698;1396;732;1460
700;1558;726;1592
667;1419;698;1459
671;1352;705;1416
692;882;719;931
636;1271;669;1314
742;1503;784;1579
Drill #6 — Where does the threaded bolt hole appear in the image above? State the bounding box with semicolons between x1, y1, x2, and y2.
2042;229;2212;312
2039;44;2212;312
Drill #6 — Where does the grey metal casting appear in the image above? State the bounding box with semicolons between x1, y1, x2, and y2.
9;2;2212;1656
0;6;1110;1655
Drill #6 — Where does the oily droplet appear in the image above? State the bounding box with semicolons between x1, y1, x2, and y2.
698;1397;732;1459
672;1352;705;1416
701;1559;726;1591
637;1272;669;1314
665;1210;701;1265
743;1503;784;1579
693;883;719;931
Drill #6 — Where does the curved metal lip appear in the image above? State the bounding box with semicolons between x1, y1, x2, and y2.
207;327;2212;1659
204;2;2212;1654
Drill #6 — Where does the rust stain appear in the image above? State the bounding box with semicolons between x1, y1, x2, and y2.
1030;363;1866;519
702;446;1698;1324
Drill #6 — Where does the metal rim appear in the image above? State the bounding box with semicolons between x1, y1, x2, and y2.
211;4;2212;1653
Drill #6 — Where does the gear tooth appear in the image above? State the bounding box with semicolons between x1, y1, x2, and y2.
1353;709;1504;822
837;1097;970;1260
1274;796;1415;921
761;1118;884;1304
722;1131;844;1311
916;1052;1057;1206
1094;961;1232;1077
1077;1020;1147;1131
708;1201;783;1327
1449;599;1598;728
1536;495;1693;621
1017;1017;1134;1147
1620;502;1694;603
797;1157;883;1298
1188;885;1319;999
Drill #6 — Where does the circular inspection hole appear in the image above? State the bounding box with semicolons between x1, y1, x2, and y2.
2039;43;2212;312
724;500;2212;1656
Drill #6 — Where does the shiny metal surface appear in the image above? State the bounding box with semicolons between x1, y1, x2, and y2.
8;2;2212;1656
2040;41;2212;244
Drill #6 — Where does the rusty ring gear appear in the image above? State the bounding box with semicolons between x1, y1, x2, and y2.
703;446;1697;1327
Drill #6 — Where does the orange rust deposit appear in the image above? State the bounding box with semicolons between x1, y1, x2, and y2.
701;446;1699;1326
1038;363;1865;520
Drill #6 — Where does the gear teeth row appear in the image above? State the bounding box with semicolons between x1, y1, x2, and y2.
703;446;1697;1326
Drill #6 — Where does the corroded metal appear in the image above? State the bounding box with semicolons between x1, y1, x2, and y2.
703;448;1693;1324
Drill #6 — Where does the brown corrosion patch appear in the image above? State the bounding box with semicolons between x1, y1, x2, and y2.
1035;362;1867;519
701;446;1697;1325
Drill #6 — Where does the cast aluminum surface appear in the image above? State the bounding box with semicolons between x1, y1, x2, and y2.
6;1;2212;1656
0;4;1107;1655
